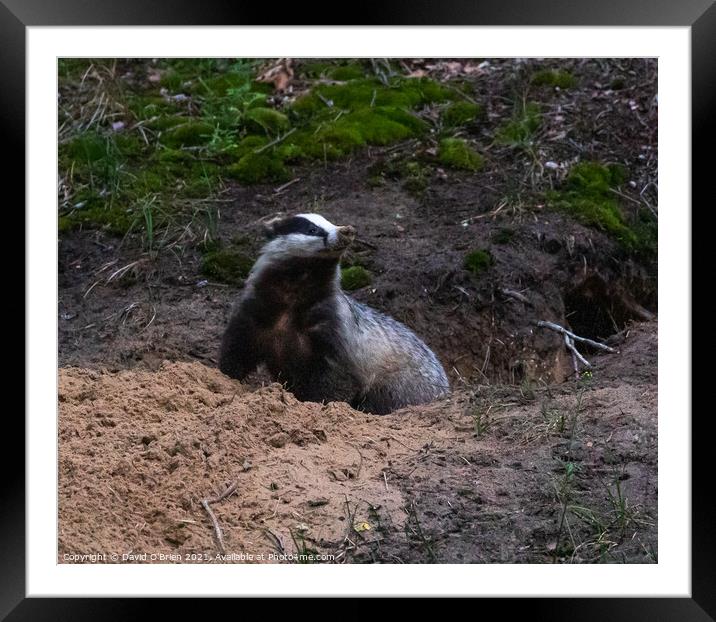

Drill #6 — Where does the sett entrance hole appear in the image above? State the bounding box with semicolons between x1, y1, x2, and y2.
563;274;655;342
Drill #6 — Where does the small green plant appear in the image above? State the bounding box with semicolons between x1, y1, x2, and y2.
438;138;485;171
491;227;515;244
341;266;372;290
531;69;577;89
495;100;541;149
605;467;643;536
541;401;566;434
290;529;320;564
464;249;493;276
402;160;429;194
472;406;491;437
140;196;156;255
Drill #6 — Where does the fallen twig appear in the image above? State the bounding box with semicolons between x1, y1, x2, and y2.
536;320;616;353
501;288;531;305
273;178;301;194
537;320;616;377
254;127;297;154
201;479;240;555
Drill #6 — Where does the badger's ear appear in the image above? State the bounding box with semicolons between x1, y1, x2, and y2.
262;221;276;239
261;216;282;239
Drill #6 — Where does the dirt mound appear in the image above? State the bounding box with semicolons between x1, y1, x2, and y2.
59;322;657;563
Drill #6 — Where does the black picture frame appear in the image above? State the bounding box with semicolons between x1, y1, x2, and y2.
7;0;711;617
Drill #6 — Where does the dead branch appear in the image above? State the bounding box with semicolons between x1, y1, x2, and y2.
201;479;240;555
537;320;616;377
254;127;297;154
536;320;616;353
501;288;532;305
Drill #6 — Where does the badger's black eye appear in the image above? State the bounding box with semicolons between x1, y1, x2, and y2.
308;225;319;235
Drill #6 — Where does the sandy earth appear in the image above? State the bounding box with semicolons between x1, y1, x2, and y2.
59;321;657;564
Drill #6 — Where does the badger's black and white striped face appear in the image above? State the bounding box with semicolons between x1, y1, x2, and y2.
262;213;356;258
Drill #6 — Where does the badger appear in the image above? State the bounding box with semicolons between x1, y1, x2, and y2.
218;213;450;415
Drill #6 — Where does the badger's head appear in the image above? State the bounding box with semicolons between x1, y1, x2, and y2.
261;213;356;259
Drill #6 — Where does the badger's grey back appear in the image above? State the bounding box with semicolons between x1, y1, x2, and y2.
336;294;449;414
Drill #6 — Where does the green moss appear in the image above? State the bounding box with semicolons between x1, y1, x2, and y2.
66;133;115;163
292;77;453;116
531;69;577;89
329;64;366;81
226;151;289;185
341;108;418;144
297;61;334;78
200;244;255;285
547;161;655;252
193;72;253;97
155;148;195;163
610;77;626;90
244;107;290;135
275;142;304;162
287;106;426;160
438;138;485;171
341;266;373;291
442;101;484;128
162;121;215;148
565;161;627;191
464;249;494;276
226;135;268;159
492;227;515;244
495;101;541;148
144;115;191;132
159;71;187;91
59;203;135;236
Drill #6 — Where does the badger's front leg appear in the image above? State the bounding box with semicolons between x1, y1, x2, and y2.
219;303;261;380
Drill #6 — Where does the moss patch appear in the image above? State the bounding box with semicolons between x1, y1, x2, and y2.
531;69;577;89
547;161;655;253
292;77;453;116
161;121;215;148
341;266;373;290
57;61;459;242
200;244;255;285
329;64;366;81
438;138;485;171
492;227;515;244
464;249;494;276
244;107;290;135
442;101;484;128
226;151;289;185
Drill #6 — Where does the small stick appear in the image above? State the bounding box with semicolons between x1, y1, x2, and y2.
500;288;531;305
316;93;334;108
201;479;240;555
565;334;592;369
383;471;389;492
254;127;297;154
536;320;616;353
354;237;378;250
565;335;586;379
273;178;301;194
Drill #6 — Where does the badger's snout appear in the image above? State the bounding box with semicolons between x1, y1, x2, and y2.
330;225;356;249
337;225;356;240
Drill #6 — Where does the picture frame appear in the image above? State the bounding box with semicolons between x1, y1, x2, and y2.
8;0;710;614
